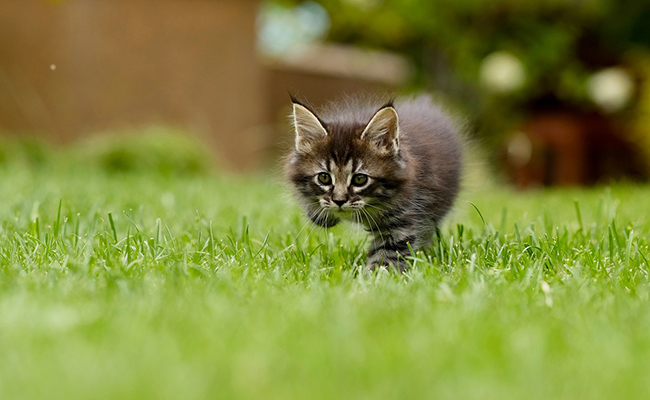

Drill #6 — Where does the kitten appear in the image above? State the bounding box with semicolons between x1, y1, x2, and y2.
285;95;462;271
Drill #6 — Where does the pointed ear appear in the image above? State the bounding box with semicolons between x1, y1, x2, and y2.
292;103;327;153
360;106;400;155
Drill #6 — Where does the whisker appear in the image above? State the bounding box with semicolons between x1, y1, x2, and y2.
361;208;384;244
301;208;326;249
353;209;363;238
293;208;318;243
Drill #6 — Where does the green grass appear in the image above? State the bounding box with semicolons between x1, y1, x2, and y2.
1;135;650;399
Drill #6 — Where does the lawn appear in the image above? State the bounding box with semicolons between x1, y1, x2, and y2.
1;134;650;399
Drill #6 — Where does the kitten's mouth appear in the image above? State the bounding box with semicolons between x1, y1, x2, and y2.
322;200;364;214
329;205;363;214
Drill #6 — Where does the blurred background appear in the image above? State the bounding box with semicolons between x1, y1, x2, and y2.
1;0;649;186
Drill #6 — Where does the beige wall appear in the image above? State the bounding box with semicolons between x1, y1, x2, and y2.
0;0;266;170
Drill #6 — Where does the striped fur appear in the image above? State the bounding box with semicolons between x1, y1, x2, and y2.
285;95;462;272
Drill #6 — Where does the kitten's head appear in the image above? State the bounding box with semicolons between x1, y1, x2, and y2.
285;98;408;223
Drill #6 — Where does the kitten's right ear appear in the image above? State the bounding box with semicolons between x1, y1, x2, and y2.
292;102;327;153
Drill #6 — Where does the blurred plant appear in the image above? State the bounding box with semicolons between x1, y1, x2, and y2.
1;129;215;176
257;1;330;56
0;136;51;169
631;52;650;173
264;0;650;152
74;128;214;176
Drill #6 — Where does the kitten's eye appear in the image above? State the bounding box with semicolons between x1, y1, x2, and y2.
352;174;368;187
317;172;332;185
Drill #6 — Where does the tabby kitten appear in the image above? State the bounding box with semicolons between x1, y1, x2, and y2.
285;95;462;271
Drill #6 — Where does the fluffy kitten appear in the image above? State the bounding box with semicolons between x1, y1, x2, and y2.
285;95;462;271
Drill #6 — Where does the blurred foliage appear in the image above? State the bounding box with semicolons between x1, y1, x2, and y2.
0;135;52;169
631;51;650;171
74;128;213;176
0;128;215;176
270;0;650;151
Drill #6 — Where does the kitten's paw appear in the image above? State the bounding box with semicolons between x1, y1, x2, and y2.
364;262;387;273
366;242;412;273
364;259;409;273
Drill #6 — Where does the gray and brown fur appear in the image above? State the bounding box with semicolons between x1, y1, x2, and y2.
285;94;462;271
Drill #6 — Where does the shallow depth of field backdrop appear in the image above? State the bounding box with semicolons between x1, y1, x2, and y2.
2;0;650;399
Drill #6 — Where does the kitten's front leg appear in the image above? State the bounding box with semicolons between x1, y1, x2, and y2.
365;232;415;272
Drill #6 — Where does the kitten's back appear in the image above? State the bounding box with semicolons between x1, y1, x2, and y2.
395;96;463;222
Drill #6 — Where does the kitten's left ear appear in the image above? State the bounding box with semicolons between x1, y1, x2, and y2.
360;106;400;156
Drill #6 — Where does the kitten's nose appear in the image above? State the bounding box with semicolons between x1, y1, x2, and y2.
333;200;346;208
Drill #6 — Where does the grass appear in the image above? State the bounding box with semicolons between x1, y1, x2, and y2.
1;134;650;399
